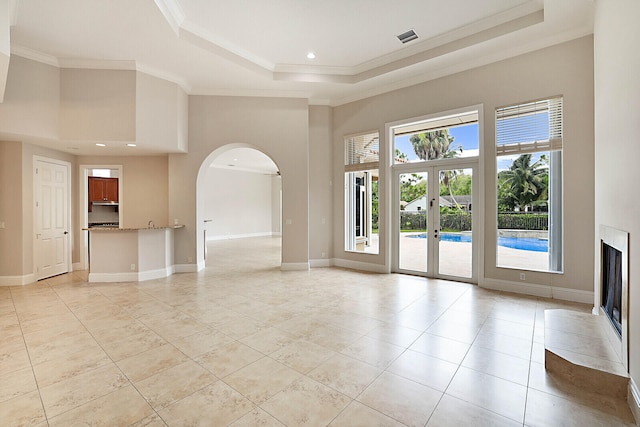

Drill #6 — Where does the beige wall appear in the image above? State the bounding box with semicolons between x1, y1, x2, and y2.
136;73;188;153
0;141;23;276
309;106;333;262
78;155;169;229
594;0;640;404
60;68;136;141
203;167;276;238
170;95;309;268
0;56;60;139
332;36;595;292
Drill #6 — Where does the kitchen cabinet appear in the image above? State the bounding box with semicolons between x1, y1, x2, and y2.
88;177;118;211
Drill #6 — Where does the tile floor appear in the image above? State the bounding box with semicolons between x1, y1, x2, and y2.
0;236;636;426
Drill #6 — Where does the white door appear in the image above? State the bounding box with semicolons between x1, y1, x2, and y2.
35;159;70;280
394;163;477;282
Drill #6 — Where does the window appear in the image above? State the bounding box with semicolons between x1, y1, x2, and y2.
392;111;479;163
496;97;563;272
345;131;379;254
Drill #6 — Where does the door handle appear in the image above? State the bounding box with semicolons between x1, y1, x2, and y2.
63;231;69;235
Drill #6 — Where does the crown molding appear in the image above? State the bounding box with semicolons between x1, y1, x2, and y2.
11;45;59;67
153;0;185;35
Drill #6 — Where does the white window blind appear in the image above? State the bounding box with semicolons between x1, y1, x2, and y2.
496;97;563;156
345;132;379;172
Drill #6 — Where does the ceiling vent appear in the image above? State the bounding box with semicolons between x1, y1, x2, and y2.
397;29;418;44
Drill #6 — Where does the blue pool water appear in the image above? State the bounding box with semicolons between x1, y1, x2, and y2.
409;233;548;252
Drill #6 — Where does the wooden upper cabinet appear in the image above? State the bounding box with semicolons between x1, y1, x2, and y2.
88;177;119;210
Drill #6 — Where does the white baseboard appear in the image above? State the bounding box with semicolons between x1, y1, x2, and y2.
630;378;640;426
281;262;310;271
310;258;332;268
333;258;389;274
480;278;594;303
89;272;138;283
0;274;36;286
207;232;275;241
174;263;199;273
138;267;175;281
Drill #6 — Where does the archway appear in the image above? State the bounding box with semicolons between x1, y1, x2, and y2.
196;144;282;269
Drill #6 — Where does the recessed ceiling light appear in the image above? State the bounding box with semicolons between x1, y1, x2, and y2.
127;143;136;147
96;143;106;147
306;52;316;60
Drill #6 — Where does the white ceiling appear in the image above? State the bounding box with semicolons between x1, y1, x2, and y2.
10;0;594;106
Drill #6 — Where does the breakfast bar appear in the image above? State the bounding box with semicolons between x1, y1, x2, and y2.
86;225;184;283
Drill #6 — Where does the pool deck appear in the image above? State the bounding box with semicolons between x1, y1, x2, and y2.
365;233;549;276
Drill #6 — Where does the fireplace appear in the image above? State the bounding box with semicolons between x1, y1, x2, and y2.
602;242;622;336
598;225;629;371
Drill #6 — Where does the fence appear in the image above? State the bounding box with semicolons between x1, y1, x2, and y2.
400;211;548;232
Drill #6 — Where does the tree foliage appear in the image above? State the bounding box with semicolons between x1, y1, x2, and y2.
497;154;548;211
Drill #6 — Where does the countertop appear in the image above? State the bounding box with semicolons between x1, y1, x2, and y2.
83;225;185;231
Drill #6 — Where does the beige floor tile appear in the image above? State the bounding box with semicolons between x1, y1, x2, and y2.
328;401;405;426
239;326;297;354
446;366;527;423
410;332;471;364
461;345;531;386
229;408;285;426
135;360;217;410
129;413;168;427
480;316;535;339
0;345;32;376
39;363;129;418
47;385;153;427
196;340;264;378
472;330;533;360
307;353;382;399
217;315;269;339
98;328;167;361
270;339;337;374
306;323;363;352
261;376;351;426
32;344;112;387
426;318;481;344
223;356;302;404
116;343;188;383
0;390;46;426
170;327;234;358
341;335;404;368
524;388;636;426
0;367;37;404
387;349;459;391
357;371;442;427
427;394;521;426
158;381;255;426
365;323;423;347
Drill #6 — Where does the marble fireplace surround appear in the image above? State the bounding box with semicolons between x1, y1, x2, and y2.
543;225;630;402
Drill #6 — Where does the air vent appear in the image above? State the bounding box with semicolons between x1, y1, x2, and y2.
397;29;418;44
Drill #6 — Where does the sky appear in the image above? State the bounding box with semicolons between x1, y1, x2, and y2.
394;121;548;172
394;123;479;162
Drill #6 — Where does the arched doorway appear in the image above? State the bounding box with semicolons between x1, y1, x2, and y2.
196;144;282;270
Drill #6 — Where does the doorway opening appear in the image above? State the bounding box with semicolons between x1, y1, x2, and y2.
198;146;282;271
389;106;482;282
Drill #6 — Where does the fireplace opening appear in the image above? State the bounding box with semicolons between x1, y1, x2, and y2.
601;242;622;337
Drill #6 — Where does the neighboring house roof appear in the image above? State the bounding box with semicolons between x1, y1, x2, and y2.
442;195;472;206
403;196;453;211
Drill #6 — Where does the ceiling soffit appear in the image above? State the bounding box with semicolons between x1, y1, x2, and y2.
153;0;544;84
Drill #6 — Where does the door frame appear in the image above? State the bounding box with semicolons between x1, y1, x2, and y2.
392;160;479;282
33;156;72;280
79;164;123;270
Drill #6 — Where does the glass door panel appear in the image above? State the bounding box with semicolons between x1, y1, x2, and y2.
398;172;428;273
437;167;473;278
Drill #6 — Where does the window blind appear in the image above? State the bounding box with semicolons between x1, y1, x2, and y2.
345;132;379;172
496;97;562;156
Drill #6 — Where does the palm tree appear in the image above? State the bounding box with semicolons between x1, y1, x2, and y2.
409;129;464;209
499;154;548;212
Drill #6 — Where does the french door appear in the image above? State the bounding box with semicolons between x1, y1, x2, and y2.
394;162;477;281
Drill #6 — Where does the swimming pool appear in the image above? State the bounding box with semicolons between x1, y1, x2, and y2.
408;232;548;252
